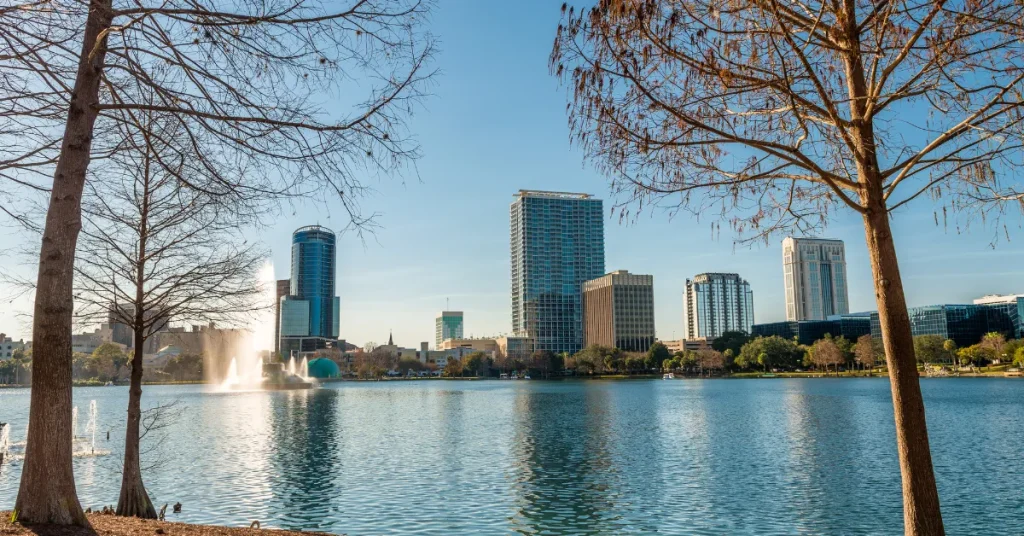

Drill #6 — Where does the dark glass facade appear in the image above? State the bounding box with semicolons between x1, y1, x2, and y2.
751;314;869;345
511;191;605;354
869;305;990;347
279;225;340;356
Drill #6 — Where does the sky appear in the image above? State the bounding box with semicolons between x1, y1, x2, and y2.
2;0;1023;348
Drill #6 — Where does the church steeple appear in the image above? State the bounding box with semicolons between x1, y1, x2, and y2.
388;330;394;346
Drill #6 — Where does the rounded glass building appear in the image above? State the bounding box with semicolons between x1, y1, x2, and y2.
280;225;340;355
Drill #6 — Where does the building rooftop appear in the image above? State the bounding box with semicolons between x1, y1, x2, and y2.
514;190;594;200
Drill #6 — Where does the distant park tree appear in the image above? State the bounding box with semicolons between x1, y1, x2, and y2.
443;357;463;378
1014;347;1024;368
550;0;1024;528
463;352;490;377
646;342;671;370
712;332;751;357
695;348;725;377
529;350;556;378
811;338;845;376
979;333;1007;362
855;335;878;371
2;0;435;524
738;336;801;372
913;335;952;365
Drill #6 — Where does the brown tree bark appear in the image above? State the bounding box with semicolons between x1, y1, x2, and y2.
117;161;156;519
116;328;156;518
15;0;113;525
862;194;945;536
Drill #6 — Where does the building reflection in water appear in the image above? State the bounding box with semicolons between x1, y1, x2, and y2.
507;382;624;535
267;389;341;530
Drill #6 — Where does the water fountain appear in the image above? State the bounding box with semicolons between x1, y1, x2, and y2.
0;423;9;464
69;400;109;457
222;355;313;391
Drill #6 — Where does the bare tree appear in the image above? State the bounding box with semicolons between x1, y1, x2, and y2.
695;348;724;376
811;338;844;375
2;0;434;524
74;112;267;518
855;334;878;371
552;1;1024;531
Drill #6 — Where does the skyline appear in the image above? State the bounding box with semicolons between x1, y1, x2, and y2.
2;0;1024;346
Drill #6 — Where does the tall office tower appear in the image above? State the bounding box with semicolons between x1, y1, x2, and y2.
279;225;341;355
783;237;849;321
582;270;656;352
684;273;755;339
435;311;464;348
273;279;290;356
510;190;605;354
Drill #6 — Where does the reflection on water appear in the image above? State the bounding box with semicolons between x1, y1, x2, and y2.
2;379;1024;535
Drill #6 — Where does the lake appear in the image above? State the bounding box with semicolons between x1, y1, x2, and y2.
1;379;1023;535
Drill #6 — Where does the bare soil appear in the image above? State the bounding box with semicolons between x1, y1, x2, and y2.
0;513;338;536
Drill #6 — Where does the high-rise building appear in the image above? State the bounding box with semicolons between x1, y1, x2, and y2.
435;311;464;348
684;273;754;339
783;237;849;321
273;279;290;356
582;270;655;352
511;190;605;354
279;225;341;355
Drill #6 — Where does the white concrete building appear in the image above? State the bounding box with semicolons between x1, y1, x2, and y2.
783;237;850;321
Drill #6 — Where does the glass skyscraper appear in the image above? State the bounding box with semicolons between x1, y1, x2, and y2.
685;273;754;339
511;190;605;354
435;311;464;348
279;225;340;355
783;237;850;321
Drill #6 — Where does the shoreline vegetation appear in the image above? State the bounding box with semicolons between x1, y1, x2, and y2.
0;512;324;536
1;369;1018;389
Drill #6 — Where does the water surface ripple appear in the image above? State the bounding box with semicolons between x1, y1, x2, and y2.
1;379;1022;534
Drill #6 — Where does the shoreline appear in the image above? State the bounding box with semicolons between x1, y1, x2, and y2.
0;371;1017;389
0;512;327;536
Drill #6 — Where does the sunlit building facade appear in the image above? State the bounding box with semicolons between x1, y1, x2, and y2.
511;190;605;354
783;237;850;321
685;273;754;339
583;270;656;352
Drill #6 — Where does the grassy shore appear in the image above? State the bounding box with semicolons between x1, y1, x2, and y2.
0;513;327;536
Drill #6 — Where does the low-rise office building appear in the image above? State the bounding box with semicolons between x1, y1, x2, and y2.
753;313;871;345
0;334;25;360
440;337;498;353
659;339;711;353
870;304;990;348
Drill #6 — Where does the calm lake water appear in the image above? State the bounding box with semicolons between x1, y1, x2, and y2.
1;379;1023;535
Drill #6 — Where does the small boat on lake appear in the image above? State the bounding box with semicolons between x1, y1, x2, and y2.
663;373;675;379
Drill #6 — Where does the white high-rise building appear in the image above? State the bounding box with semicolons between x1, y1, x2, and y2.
684;273;754;339
783;237;849;321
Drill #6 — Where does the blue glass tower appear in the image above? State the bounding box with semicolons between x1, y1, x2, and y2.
279;225;340;355
511;190;605;354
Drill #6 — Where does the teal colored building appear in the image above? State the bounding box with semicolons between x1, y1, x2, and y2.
306;358;340;379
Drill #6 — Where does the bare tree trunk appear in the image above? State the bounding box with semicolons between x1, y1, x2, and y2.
863;201;945;536
118;161;156;518
116;330;156;518
15;0;113;525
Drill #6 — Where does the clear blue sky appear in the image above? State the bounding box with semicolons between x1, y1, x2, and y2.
2;0;1022;347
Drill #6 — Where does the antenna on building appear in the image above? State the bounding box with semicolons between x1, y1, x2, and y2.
446;297;449;311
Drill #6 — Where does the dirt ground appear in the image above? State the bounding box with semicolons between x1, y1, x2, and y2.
0;513;338;536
